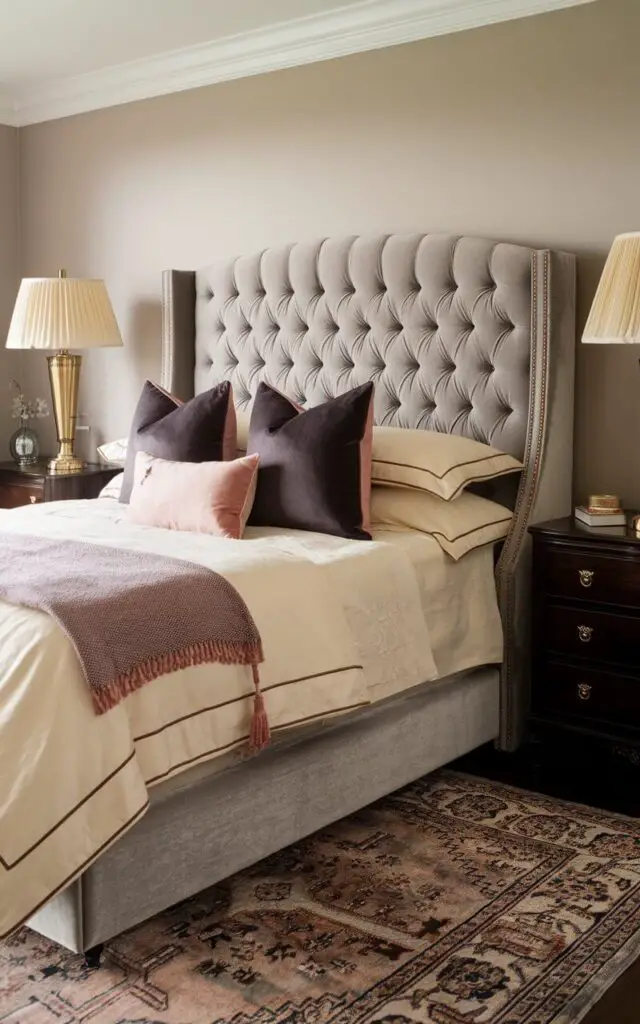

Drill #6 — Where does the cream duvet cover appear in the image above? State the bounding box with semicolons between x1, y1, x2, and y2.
0;500;441;939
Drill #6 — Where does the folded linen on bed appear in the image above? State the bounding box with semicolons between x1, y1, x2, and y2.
0;533;264;717
0;500;438;940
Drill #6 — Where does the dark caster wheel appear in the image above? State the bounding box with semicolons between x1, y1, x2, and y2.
83;943;104;970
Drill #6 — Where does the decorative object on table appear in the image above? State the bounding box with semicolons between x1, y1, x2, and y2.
582;231;640;531
7;378;49;468
3;770;640;1024
5;270;123;475
574;492;626;527
0;461;120;508
530;515;640;757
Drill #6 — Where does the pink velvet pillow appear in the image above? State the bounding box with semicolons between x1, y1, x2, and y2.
127;452;259;539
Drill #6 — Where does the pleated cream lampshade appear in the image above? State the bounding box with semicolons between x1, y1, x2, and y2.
6;276;122;351
5;271;123;475
583;232;640;344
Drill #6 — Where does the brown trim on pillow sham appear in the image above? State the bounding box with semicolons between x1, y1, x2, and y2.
429;515;512;543
373;452;518;480
372;464;521;500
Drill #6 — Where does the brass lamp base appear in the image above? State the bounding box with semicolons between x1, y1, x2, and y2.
48;450;85;475
47;350;85;475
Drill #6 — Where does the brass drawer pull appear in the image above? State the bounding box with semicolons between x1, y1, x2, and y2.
29;495;38;504
578;569;594;588
577;682;592;700
577;625;593;642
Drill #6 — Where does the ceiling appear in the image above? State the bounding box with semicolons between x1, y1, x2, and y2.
0;0;597;127
0;0;369;86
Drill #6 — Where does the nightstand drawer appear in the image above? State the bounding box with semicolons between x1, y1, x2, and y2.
0;481;44;508
532;544;638;606
538;546;640;608
543;603;640;667
533;659;640;726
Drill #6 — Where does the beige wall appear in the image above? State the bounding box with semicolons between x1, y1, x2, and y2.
0;126;20;457
17;0;640;503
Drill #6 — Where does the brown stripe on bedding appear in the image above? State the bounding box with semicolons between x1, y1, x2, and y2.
372;464;520;499
373;452;511;480
430;516;512;543
1;799;150;938
145;699;369;785
133;663;364;742
0;749;137;871
2;666;365;875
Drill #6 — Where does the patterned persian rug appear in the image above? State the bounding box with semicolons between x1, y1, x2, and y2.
2;771;640;1024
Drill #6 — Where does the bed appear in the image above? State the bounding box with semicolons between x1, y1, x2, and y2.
21;232;576;956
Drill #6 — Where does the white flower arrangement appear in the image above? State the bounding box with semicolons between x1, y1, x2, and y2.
8;379;50;423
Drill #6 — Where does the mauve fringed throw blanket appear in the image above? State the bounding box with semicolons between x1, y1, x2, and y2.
0;532;269;749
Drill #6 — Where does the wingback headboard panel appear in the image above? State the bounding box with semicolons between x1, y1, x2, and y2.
162;233;577;750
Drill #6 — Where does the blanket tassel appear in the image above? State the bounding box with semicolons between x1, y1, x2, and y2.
249;664;271;753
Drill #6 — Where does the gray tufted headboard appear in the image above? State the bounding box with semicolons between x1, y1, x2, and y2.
161;233;576;750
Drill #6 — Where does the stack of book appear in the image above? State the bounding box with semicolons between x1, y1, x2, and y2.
574;495;626;528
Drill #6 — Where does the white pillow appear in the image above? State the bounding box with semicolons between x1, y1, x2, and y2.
97;437;128;467
371;426;521;501
371;485;512;560
98;472;124;500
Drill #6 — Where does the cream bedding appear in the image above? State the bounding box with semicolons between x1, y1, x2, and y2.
154;528;504;800
375;527;504;680
0;500;440;939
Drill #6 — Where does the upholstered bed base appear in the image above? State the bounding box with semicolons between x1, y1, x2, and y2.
30;667;499;953
28;232;576;954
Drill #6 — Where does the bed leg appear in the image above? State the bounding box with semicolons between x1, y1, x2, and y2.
83;943;104;970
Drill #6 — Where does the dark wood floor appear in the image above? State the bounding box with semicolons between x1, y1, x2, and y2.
452;737;640;1023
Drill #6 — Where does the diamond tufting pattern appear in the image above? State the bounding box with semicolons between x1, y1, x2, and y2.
194;234;532;459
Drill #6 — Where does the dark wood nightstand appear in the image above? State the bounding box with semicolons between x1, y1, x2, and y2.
530;515;640;755
0;462;120;508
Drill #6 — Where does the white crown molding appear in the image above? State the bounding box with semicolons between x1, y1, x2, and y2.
2;0;596;127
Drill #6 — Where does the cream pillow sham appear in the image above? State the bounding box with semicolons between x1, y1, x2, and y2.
371;426;521;501
371;485;512;560
97;437;128;467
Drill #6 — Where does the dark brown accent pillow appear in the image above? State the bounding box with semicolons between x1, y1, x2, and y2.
247;382;374;540
119;380;236;503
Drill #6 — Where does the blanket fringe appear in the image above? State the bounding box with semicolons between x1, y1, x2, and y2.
92;639;265;716
248;663;271;754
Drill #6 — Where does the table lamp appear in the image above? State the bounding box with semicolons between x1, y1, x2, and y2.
583;232;640;345
582;231;640;529
6;270;123;474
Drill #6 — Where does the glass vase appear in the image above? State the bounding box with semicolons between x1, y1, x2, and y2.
9;425;40;468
